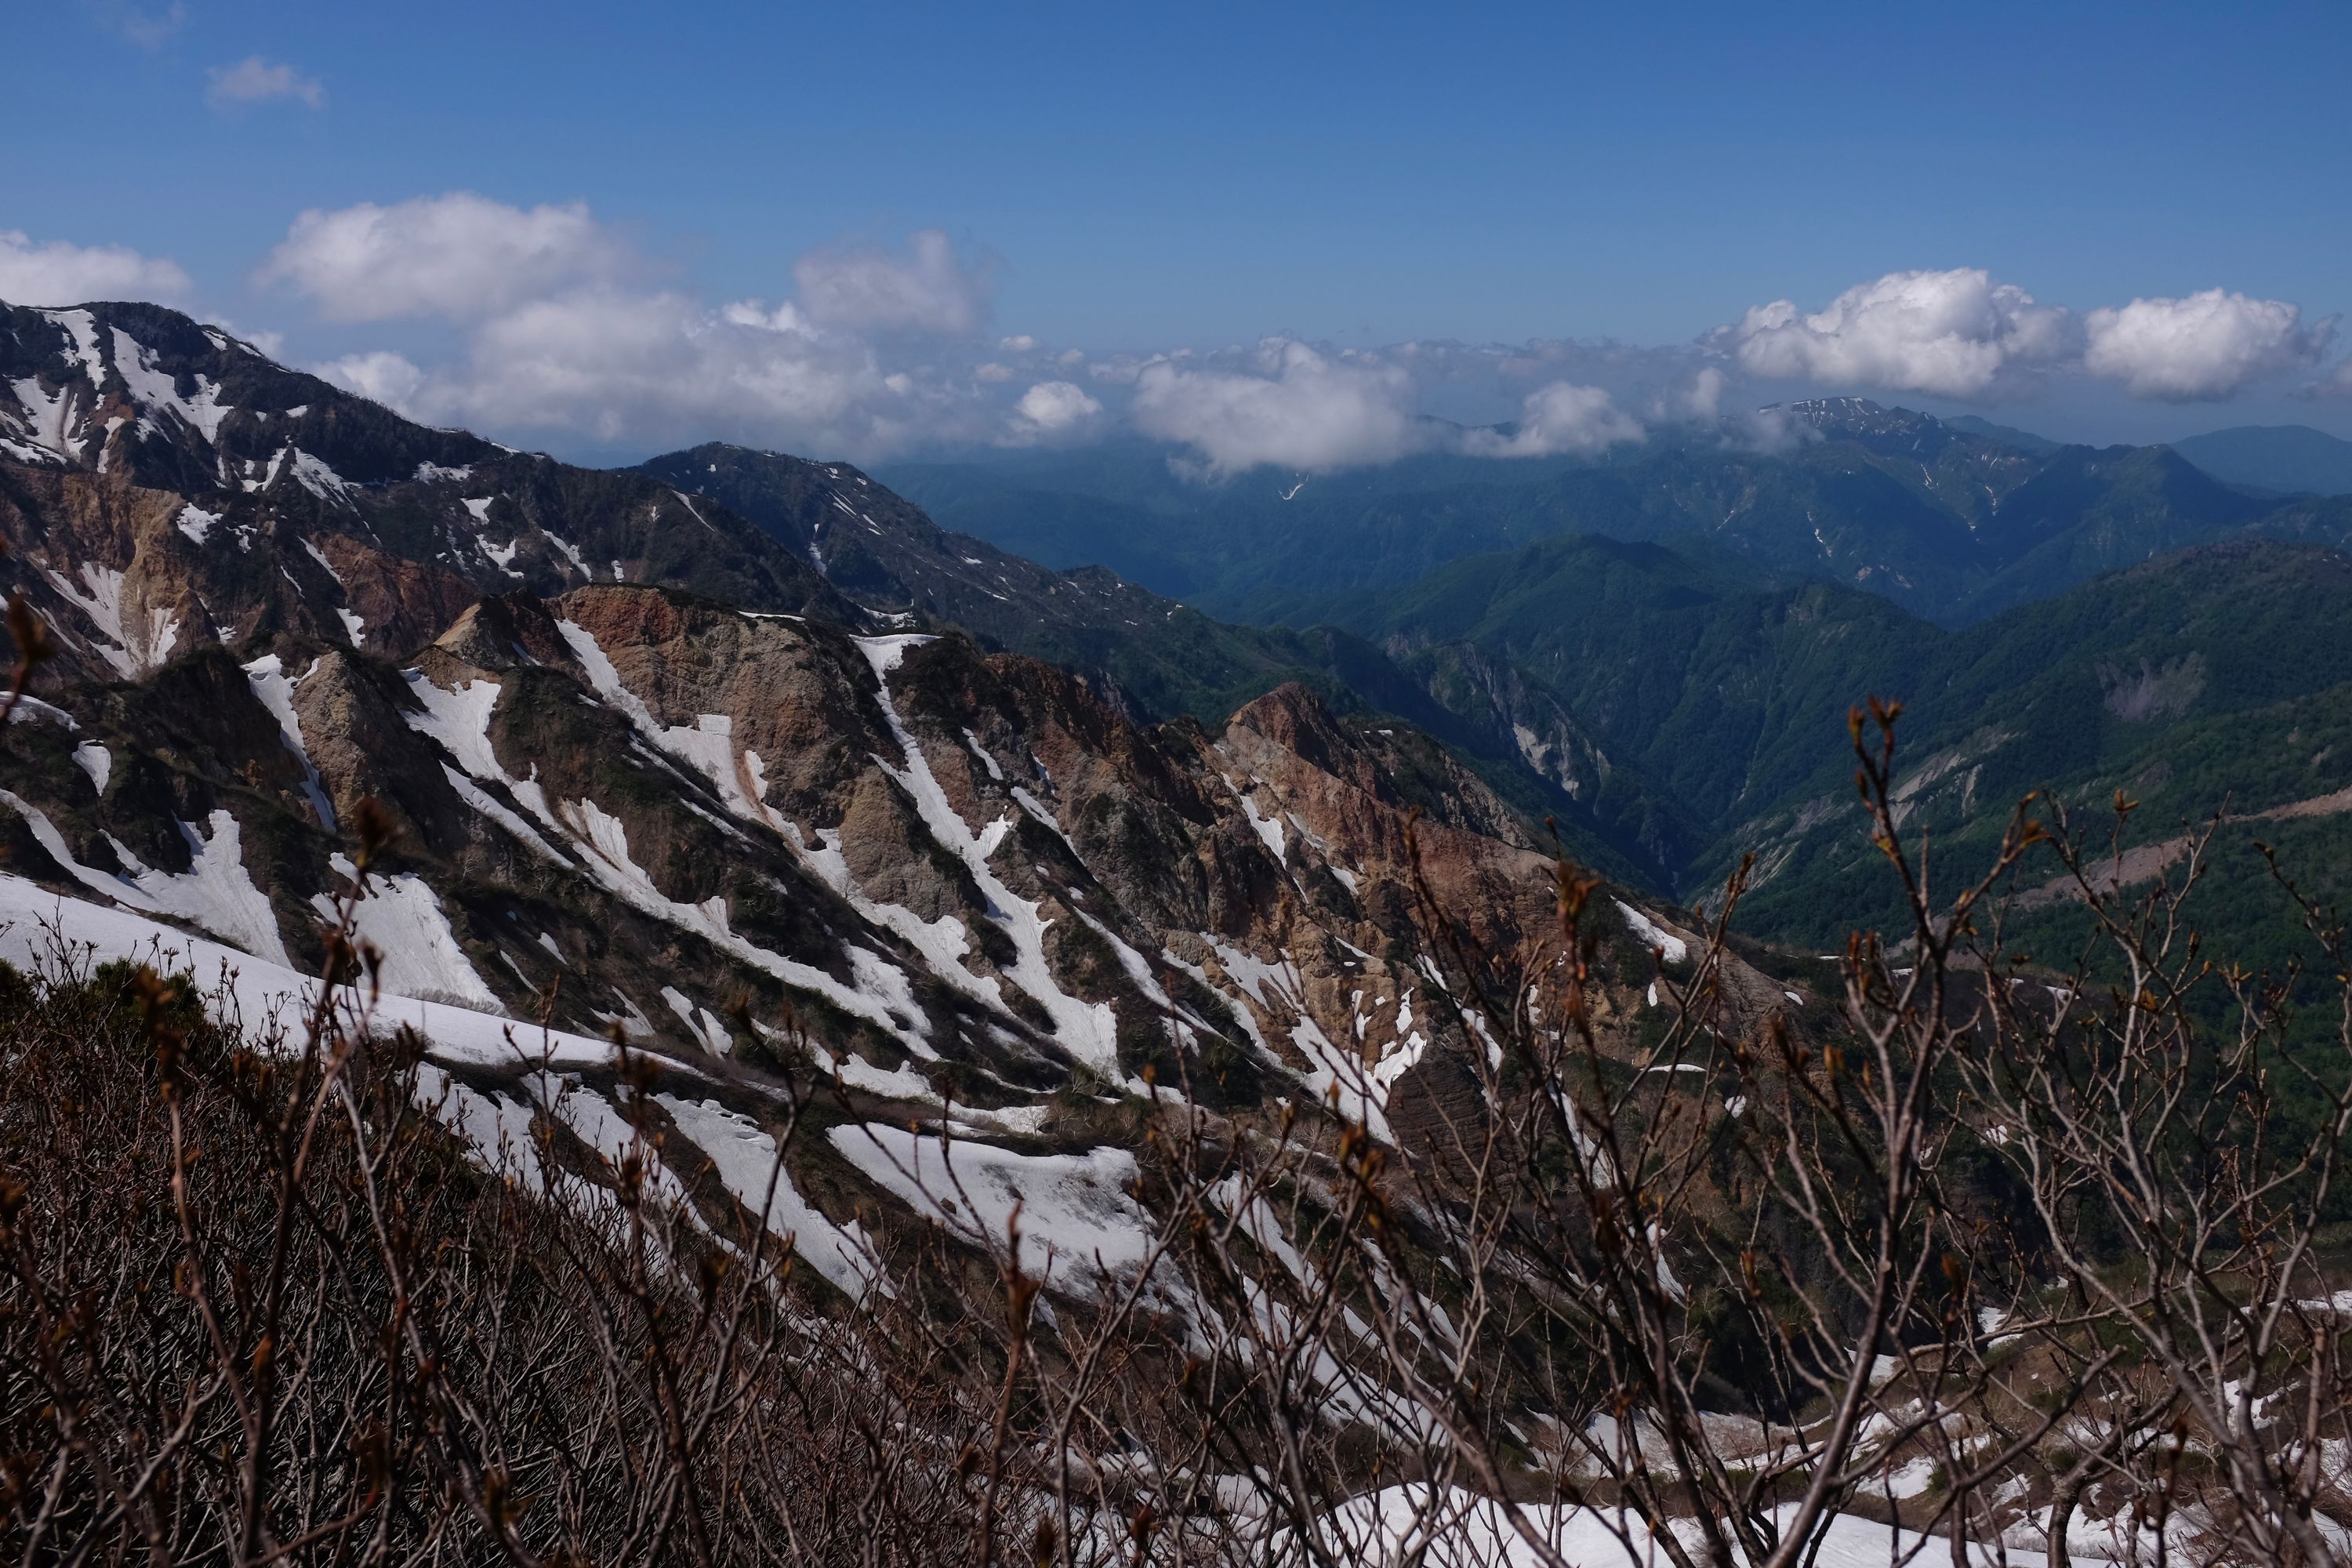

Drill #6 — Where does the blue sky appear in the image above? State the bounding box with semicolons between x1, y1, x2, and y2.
10;0;2352;463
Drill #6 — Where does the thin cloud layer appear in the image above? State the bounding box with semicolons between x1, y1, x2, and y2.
0;230;191;307
2082;289;2331;401
205;56;325;111
1716;268;2073;399
89;0;187;50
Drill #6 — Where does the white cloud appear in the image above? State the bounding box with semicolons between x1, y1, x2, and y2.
792;230;990;336
0;230;191;307
2082;289;2329;400
259;194;623;321
318;350;426;409
1130;339;1424;476
1679;366;1727;420
1460;381;1644;458
342;287;997;456
262;199;2344;460
1003;380;1102;445
1715;268;2071;398
260;198;1025;456
205;56;325;111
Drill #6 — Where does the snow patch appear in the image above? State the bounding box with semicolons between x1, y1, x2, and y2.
241;653;339;830
111;327;232;445
543;529;592;580
299;538;347;586
855;634;1125;1080
71;740;111;793
5;695;78;731
662;985;734;1054
176;503;222;546
1615;899;1689;964
829;1123;1167;1298
659;1094;880;1300
1230;781;1287;861
3;794;288;965
285;448;356;505
44;561;180;677
8;374;84;459
311;853;503;1014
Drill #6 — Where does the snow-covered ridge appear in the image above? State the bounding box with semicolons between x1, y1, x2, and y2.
399;659;933;1054
853;633;1127;1081
0;869;594;1069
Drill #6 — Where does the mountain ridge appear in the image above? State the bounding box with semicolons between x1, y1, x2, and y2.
882;397;2352;627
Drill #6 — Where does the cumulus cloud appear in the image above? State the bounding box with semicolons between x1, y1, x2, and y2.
318;350;426;409
259;194;625;321
205;56;325;110
2082;289;2331;400
1130;339;1424;476
321;285;1006;456
259;197;1036;456
792;230;991;336
1002;381;1103;445
257;198;2346;461
1716;268;2072;398
427;291;909;443
1460;382;1644;458
0;230;191;307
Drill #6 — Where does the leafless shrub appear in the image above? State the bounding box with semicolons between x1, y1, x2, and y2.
5;688;2352;1566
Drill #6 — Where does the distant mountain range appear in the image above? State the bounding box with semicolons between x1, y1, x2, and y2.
1936;416;2352;496
882;398;2352;627
2171;424;2352;496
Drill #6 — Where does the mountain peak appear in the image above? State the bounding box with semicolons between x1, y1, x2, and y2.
1778;396;1940;442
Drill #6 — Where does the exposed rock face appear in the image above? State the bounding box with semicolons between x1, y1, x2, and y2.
1;567;1768;1122
0;301;866;688
0;296;1811;1345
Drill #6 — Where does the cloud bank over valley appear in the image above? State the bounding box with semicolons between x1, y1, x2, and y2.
6;200;2350;476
